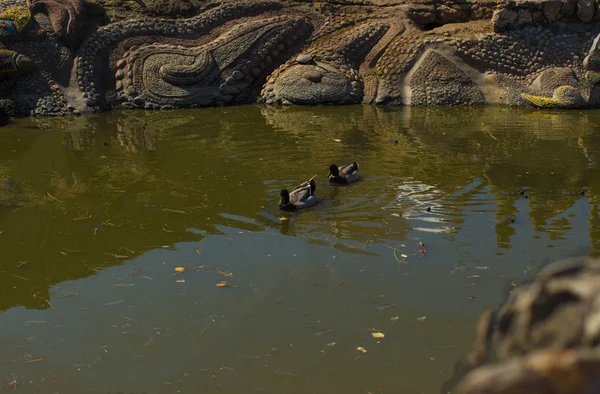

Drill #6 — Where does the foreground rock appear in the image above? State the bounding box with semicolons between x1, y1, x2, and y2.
451;256;600;394
2;0;600;118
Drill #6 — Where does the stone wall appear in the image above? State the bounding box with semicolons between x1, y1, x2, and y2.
1;0;600;118
492;0;600;32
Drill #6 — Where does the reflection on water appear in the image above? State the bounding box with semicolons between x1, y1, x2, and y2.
0;105;599;393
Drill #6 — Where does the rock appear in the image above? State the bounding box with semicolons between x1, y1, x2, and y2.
133;96;145;106
577;0;595;21
453;256;600;394
517;9;532;25
232;70;244;80
552;85;586;107
436;5;466;24
407;4;437;25
296;54;312;64
532;9;545;22
491;9;518;32
560;0;577;17
302;70;323;82
408;50;486;106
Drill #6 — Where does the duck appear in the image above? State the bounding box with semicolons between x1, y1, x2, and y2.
328;162;360;184
279;178;317;211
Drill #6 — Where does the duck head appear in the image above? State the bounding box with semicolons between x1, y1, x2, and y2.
279;189;290;208
328;164;339;178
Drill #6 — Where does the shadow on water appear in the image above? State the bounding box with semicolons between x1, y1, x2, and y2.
0;105;600;393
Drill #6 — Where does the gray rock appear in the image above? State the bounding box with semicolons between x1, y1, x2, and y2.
577;0;595;21
302;70;323;83
517;9;533;26
560;0;577;17
232;70;244;80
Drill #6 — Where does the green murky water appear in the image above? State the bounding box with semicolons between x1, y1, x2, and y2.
0;105;599;393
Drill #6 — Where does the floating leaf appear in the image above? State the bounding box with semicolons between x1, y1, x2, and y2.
326;342;336;347
356;346;367;353
417;316;426;321
371;332;385;339
279;217;288;221
390;316;399;321
176;279;185;283
218;270;233;278
216;281;228;287
467;275;481;279
174;267;186;273
401;254;408;258
333;139;341;142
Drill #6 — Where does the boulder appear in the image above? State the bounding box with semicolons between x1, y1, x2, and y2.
454;257;600;394
543;0;562;21
406;4;436;25
560;0;577;18
517;9;533;25
436;4;468;24
491;8;518;32
577;0;595;21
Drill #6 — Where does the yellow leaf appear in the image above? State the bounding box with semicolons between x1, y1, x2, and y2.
401;254;408;258
279;217;288;221
216;281;228;287
218;270;233;278
174;267;186;272
371;332;385;339
356;346;367;353
176;279;185;283
333;139;341;142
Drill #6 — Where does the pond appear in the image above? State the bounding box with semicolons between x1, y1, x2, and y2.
0;105;598;393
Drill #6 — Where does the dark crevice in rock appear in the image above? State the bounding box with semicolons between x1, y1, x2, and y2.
497;310;514;337
530;290;580;327
421;21;445;31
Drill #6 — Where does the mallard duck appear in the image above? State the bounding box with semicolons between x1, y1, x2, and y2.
328;162;360;184
279;178;317;211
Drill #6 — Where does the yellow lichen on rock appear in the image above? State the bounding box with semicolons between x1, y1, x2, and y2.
0;6;31;32
522;86;585;109
521;93;563;109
